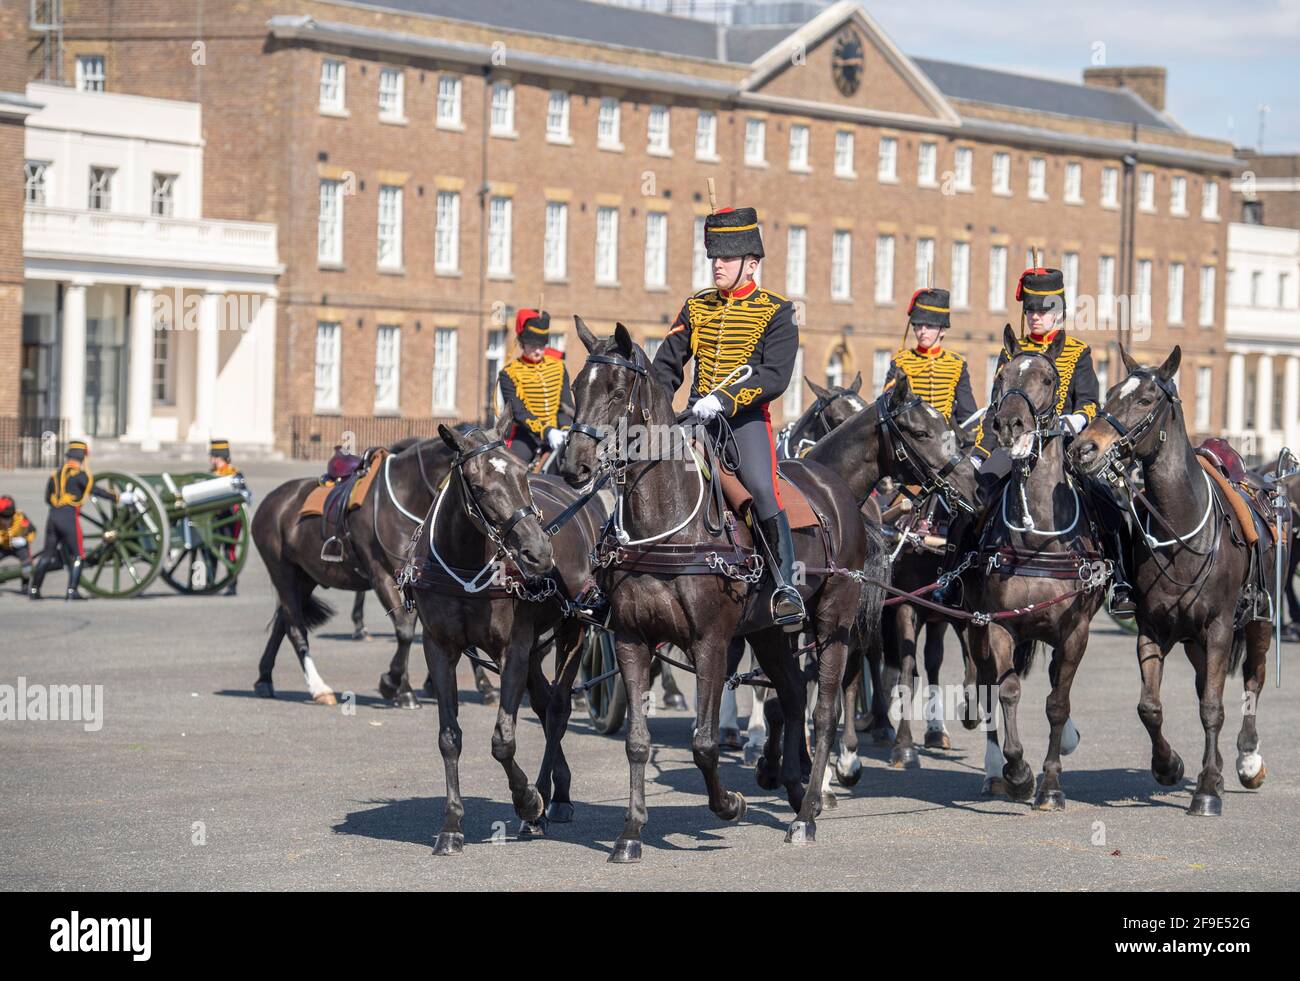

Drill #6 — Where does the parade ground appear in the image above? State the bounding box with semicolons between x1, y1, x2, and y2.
2;458;1298;893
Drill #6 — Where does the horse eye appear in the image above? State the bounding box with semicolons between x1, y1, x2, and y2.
610;389;626;402
1138;396;1154;406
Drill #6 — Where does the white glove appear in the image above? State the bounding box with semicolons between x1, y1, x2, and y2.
692;394;723;422
11;535;26;548
971;455;984;471
1062;413;1088;435
546;427;566;452
118;489;136;507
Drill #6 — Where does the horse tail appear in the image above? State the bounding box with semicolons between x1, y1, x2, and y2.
1014;640;1040;677
1228;624;1248;675
853;518;889;659
301;594;336;632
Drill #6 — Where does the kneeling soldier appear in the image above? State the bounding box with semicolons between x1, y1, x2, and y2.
0;496;35;590
651;205;804;629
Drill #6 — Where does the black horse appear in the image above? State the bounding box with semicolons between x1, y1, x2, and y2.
1070;345;1279;815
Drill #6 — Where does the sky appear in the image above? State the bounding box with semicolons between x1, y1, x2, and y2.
860;0;1300;152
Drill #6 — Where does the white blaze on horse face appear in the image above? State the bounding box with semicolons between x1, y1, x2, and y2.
847;397;864;412
490;458;508;475
1010;432;1035;459
1119;375;1142;399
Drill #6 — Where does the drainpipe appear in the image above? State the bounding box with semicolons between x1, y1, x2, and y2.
1119;148;1137;352
476;65;491;425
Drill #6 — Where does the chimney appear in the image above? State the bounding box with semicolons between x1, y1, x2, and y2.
1083;66;1166;112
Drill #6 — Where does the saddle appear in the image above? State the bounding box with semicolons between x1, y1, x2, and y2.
298;447;390;561
715;463;820;530
1195;439;1280;546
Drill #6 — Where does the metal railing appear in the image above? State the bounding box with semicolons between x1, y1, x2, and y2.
0;416;68;470
289;415;461;461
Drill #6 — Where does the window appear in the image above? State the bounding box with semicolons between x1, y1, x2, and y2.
954;147;973;190
1136;259;1153;325
319;59;344;111
992;152;1011;194
598;97;621;148
644;337;663;361
317;179;343;264
24;161;49;205
873;350;892;396
546;90;570;141
787;347;804;419
88;166;114;211
1191;365;1212;431
988;245;1008;311
435;191;460;274
152;329;173;405
1063;252;1079;312
786;226;807;296
314;322;341;411
1096;356;1109;397
647;105;670;155
826;350;845;389
744;118;766;165
549;330;567;354
951;242;970;308
914;238;935;290
1250;270;1264;307
1168;262;1185;324
1243;200;1264;224
76;55;106;93
834;130;855;177
1139;171;1156;211
1202;180;1219;219
1101;166;1119;207
595;207;619;284
1064;162;1082;202
692;217;710;290
436;75;462;127
878;136;898;181
487;196;512;277
148;173;177;217
831;230;852;300
378;68;404;120
1199;266;1216;326
874;235;895;304
789;125;810;170
544;201;568;281
490;82;515;134
695;111;718;159
987;354;1001;393
1170;175;1187;214
644;212;668;288
374;325;401;411
432;328;457;412
1098;255;1116;319
377;185;403;270
917;142;937;185
1028;157;1046;198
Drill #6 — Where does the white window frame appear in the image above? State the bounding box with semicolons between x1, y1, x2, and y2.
1064;162;1082;203
487;196;512;278
744;118;766;166
597;97;621;149
1168;261;1185;324
1136;258;1153;325
786;347;805;420
1139;171;1156;212
314;322;341;412
992;152;1011;195
317;178;343;265
789;124;811;172
436;75;463;129
88;166;115;212
374;325;401;412
951;242;970;308
917;142;937;186
914;238;935;291
1028;157;1047;199
695;111;718;161
595;207;619;285
544;201;568;282
1063;251;1079;313
647;105;671;156
1098;256;1117;320
786;226;807;297
875;234;895;304
76;55;106;93
1170;175;1188;215
546;90;571;143
1199;265;1216;326
873;350;892;396
378;68;405;121
831;230;852;301
834;130;856;178
490;82;516;136
152;327;173;405
432;328;458;413
878;136;898;182
319;59;345;113
150;172;177;217
435;190;460;275
1101;166;1119;208
692;217;710;290
988;245;1008;311
377;184;403;270
1195;366;1212;430
953;146;973;191
25;160;49;206
1202;180;1220;220
644;212;668;288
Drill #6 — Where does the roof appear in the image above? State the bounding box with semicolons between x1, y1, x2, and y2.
912;57;1176;131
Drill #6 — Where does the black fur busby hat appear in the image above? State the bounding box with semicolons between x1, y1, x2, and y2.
66;439;88;462
515;308;550;344
907;288;951;329
209;439;231;461
1016;267;1067;314
704;207;764;259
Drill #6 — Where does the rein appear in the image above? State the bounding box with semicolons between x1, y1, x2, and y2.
874;393;975;515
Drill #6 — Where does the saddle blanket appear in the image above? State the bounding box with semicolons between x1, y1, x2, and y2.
717;465;820;530
299;448;389;520
1196;453;1269;546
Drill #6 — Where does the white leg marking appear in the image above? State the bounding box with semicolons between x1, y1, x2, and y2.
301;653;330;697
1061;716;1081;756
1237;745;1264;780
985;736;1006;780
720;684;739;731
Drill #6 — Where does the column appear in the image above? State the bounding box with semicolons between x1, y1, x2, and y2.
1284;356;1300;456
187;291;220;442
1226;353;1246;435
1255;354;1274;458
251;294;278;450
126;283;159;448
60;281;90;440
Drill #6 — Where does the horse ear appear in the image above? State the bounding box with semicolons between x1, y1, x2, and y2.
491;411;513;441
574;315;598;353
1119;342;1140;375
1157;345;1182;383
888;373;912;407
849;371;863;394
1045;328;1066;364
1002;323;1019;358
807;377;833;401
614;322;634;358
438;423;468;454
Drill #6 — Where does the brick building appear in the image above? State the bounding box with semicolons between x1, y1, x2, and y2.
21;0;1238;453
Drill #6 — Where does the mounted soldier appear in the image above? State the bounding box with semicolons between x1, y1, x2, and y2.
498;308;573;467
883;286;977;430
29;439;118;600
650;204;804;628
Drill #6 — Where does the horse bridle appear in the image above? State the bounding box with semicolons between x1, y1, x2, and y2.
451;438;542;558
568;350;650;476
1091;367;1180;476
876;393;975;514
783;389;861;458
993;350;1063;447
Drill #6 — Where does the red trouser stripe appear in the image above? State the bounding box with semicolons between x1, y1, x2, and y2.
761;405;783;510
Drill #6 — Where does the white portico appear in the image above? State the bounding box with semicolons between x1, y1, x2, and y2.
1224;222;1300;465
21;83;282;453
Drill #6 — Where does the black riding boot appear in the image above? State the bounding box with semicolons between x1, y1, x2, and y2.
1106;528;1136;618
28;553;54;600
66;558;85;601
760;511;805;631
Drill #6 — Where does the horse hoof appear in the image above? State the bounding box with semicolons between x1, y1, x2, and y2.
924;729;952;750
545;800;575;823
1034;788;1066;812
1237;753;1266;790
517;817;547;838
834;758;862;787
253;681;275;699
719;727;744;750
1152;753;1185;787
433;832;464;856
890;745;920;769
353;628;370;642
724;791;747;822
663;692;688;711
392;691;420;710
1003;764;1035;802
755;758;781;791
519;787;545;823
608;839;642;864
821;791;838;810
313;691;337;706
1187;793;1223;817
378;674;399;700
982;777;1007;797
870;726;896;747
784;820;816;845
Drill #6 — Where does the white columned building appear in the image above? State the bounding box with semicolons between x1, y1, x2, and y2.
1224;221;1300;465
21;83;282;453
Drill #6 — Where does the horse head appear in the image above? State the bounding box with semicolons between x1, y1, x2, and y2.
992;324;1065;463
783;373;867;457
1069;343;1182;478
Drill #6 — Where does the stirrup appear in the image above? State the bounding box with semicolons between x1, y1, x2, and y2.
771;585;805;632
320;537;345;563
